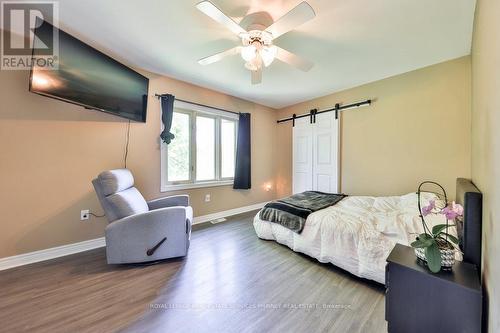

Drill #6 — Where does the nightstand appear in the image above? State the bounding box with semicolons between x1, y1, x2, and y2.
385;244;482;333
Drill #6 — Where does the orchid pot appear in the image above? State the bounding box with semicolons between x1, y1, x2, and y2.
411;181;463;273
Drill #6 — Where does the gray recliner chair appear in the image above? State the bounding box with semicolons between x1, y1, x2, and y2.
92;169;192;264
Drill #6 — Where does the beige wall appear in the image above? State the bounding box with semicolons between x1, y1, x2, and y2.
471;0;500;331
0;69;277;258
275;56;472;199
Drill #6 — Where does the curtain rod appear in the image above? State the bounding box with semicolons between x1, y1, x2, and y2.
276;99;372;124
154;94;240;116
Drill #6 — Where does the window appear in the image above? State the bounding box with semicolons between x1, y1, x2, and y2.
220;118;236;179
161;100;238;191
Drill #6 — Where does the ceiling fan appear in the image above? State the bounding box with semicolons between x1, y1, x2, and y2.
196;1;316;84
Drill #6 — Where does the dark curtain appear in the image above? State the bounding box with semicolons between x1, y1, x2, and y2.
233;113;251;189
160;94;175;144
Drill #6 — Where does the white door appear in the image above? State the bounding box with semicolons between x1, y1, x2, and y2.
312;112;340;193
292;116;313;194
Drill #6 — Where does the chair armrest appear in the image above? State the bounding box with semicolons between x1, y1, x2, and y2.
147;195;189;210
106;206;187;232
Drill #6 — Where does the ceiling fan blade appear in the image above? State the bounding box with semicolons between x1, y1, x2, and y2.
251;68;262;84
196;1;247;36
198;46;241;65
265;2;315;39
275;46;313;72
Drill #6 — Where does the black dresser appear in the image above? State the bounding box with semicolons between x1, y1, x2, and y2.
385;244;482;333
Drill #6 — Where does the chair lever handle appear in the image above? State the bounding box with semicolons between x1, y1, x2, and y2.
146;237;167;256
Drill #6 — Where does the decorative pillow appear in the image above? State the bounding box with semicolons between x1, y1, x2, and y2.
105;187;149;220
98;169;134;196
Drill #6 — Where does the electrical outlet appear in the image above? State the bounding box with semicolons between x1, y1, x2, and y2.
80;209;90;221
205;194;211;202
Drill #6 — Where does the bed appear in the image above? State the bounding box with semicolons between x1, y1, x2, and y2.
253;178;482;284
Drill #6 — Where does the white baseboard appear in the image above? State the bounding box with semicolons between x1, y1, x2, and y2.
0;237;106;271
0;201;266;271
193;201;267;225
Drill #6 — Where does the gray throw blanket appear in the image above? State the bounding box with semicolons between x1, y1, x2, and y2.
259;191;347;233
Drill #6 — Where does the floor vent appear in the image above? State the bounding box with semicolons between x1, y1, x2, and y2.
210;218;227;224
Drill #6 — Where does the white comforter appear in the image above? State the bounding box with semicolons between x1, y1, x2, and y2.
253;192;459;284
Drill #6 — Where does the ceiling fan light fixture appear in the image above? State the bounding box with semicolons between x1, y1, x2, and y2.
241;45;257;62
261;45;277;67
244;61;258;71
245;55;263;71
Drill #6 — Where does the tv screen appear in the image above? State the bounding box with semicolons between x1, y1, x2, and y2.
30;20;148;122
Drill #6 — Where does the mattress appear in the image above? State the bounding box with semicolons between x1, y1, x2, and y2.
253;192;460;284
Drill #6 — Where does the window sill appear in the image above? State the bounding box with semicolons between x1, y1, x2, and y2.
160;180;234;192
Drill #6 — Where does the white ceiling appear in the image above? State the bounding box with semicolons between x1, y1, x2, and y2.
52;0;475;108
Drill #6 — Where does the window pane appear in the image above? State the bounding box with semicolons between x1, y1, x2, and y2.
167;112;190;182
196;116;215;181
221;119;236;178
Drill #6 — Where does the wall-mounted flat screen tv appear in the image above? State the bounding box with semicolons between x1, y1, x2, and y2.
29;20;148;122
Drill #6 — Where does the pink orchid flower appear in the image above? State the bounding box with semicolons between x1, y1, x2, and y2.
441;201;464;220
421;199;436;216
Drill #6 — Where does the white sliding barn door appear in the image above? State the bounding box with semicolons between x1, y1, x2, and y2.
312;112;339;193
292;112;339;194
292;117;313;194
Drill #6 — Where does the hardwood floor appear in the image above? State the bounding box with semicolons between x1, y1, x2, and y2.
0;211;387;333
